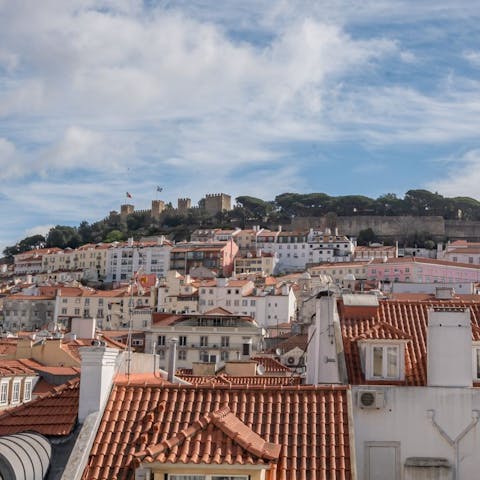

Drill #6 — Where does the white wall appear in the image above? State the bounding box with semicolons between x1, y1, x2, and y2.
353;386;480;480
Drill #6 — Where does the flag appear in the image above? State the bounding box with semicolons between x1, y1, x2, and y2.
156;186;163;192
126;192;132;198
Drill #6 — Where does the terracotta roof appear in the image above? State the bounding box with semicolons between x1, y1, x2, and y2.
135;405;281;464
370;256;480;270
274;334;308;354
0;339;18;357
251;356;292;374
82;383;351;480
177;374;302;386
340;298;480;386
62;337;126;361
18;358;80;376
0;360;37;377
0;378;79;436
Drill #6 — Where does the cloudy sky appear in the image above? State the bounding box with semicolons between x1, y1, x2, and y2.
1;0;480;249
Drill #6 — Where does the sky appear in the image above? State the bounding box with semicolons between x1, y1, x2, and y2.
1;1;480;250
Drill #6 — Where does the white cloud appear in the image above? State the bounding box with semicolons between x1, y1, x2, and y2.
427;149;480;199
464;50;480;67
24;224;54;238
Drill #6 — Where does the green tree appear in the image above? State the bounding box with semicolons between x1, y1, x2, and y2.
46;226;81;248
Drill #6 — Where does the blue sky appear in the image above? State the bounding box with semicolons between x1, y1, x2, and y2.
1;1;480;250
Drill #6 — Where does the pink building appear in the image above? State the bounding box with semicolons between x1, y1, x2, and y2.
367;257;480;284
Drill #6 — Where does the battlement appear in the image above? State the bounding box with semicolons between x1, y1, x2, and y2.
205;193;230;199
204;193;231;214
177;197;192;212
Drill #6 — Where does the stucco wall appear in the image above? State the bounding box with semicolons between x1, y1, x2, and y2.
353;386;480;480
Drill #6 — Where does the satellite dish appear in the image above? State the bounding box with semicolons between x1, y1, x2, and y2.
256;365;265;375
275;348;282;356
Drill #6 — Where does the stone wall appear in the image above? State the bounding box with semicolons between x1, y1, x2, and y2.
290;215;480;241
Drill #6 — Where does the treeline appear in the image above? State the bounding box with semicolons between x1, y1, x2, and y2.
4;189;480;260
236;190;480;221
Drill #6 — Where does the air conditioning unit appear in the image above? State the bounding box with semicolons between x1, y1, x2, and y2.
357;390;385;409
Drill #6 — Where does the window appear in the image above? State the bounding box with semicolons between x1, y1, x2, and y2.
0;383;8;405
158;350;165;360
221;350;229;361
61;308;67;315
12;381;21;403
221;336;230;347
179;336;187;346
178;350;187;361
370;345;400;379
23;380;32;402
200;336;208;347
74;308;80;315
250;300;256;306
158;335;166;346
473;347;480;380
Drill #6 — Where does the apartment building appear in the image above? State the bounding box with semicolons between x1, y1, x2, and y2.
442;240;480;265
105;237;172;283
234;251;277;276
367;257;480;284
146;309;264;369
169;240;238;277
2;287;56;332
14;248;62;276
255;228;354;273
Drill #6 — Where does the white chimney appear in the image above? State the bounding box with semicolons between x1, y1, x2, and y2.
167;338;178;382
78;346;119;422
216;277;228;288
128;237;134;247
307;292;342;385
71;317;96;339
427;307;472;387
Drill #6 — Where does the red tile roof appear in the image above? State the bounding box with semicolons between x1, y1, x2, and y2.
0;378;79;436
82;383;351;480
340;298;480;386
177;374;302;387
0;360;37;376
135;405;281;465
251;356;292;374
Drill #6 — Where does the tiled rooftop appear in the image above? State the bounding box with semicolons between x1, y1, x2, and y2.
177;374;302;387
251;356;292;374
0;360;36;376
82;383;351;480
340;298;480;385
0;378;79;436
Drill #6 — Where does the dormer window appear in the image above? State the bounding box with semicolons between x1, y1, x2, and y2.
372;345;399;379
359;340;407;381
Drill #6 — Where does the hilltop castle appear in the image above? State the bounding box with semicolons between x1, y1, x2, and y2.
118;193;231;220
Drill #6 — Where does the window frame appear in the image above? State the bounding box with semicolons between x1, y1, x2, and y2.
360;340;406;381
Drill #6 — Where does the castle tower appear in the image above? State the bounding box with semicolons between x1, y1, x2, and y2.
177;198;191;213
151;200;165;220
204;193;231;215
120;204;134;219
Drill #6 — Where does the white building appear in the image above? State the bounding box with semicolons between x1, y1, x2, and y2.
145;309;265;369
306;291;480;480
105;237;171;283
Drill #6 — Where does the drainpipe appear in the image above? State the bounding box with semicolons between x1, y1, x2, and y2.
427;409;480;480
167;338;178;382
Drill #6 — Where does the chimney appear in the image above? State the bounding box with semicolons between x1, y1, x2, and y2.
128;237;134;247
78;346;119;422
427;307;472;387
71;317;96;339
306;292;343;385
435;287;455;300
167;338;178;382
